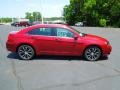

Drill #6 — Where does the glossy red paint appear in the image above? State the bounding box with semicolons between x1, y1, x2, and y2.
6;24;112;60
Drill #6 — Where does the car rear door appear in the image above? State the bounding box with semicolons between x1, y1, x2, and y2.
28;27;58;55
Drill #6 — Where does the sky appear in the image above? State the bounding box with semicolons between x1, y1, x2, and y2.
0;0;69;18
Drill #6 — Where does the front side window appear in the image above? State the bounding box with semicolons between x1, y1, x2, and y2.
28;28;53;36
56;28;74;38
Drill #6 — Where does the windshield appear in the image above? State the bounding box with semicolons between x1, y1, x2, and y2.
70;26;81;33
69;26;87;37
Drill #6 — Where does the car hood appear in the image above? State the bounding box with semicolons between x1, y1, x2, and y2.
82;33;108;42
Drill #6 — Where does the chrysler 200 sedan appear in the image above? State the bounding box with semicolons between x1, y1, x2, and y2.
6;24;112;61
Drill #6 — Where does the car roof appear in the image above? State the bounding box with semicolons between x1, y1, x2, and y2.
31;24;69;28
18;24;71;34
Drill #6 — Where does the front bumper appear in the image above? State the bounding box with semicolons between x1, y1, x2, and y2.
102;45;112;56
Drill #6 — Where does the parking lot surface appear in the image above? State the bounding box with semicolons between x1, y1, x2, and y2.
0;25;120;90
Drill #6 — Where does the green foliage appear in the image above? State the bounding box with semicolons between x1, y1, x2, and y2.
44;17;63;21
99;19;107;27
25;12;41;22
63;0;81;25
0;18;12;23
110;0;120;27
84;0;96;10
63;0;120;27
33;12;41;21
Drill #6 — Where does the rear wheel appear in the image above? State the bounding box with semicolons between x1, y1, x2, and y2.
16;24;19;27
84;46;101;61
25;24;28;27
17;45;35;60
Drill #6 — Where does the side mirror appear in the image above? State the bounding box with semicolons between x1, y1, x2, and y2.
74;35;78;40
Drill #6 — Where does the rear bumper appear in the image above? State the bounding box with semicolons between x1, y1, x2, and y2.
6;42;16;52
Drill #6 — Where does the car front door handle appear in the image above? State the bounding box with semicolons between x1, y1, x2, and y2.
30;36;40;40
55;38;61;41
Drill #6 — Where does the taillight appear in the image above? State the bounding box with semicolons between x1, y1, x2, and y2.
7;31;18;42
7;34;15;42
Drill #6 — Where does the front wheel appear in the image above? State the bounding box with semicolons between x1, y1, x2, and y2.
84;46;102;61
17;45;35;60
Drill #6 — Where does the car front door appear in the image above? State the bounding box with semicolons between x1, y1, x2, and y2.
53;28;79;55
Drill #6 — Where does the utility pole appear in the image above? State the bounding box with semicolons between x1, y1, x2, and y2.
40;0;44;24
41;15;44;24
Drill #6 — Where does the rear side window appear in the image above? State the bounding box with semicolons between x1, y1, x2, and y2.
28;28;53;36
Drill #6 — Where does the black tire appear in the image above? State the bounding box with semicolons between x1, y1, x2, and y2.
84;46;101;61
16;24;19;27
17;45;35;60
25;24;28;27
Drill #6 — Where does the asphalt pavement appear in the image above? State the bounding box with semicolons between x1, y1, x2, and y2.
0;25;120;90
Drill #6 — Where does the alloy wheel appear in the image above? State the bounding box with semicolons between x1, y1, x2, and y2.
84;46;101;61
18;45;35;60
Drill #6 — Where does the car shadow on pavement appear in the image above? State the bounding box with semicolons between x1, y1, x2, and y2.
7;52;108;61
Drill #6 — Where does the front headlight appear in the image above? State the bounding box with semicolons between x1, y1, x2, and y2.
105;42;110;45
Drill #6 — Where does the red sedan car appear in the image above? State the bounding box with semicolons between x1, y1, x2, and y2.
6;24;112;61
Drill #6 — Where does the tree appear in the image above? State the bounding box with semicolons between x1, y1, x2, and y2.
63;0;120;27
0;18;12;23
25;12;42;22
25;12;33;22
63;0;81;25
82;0;98;26
33;12;42;21
110;0;120;27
